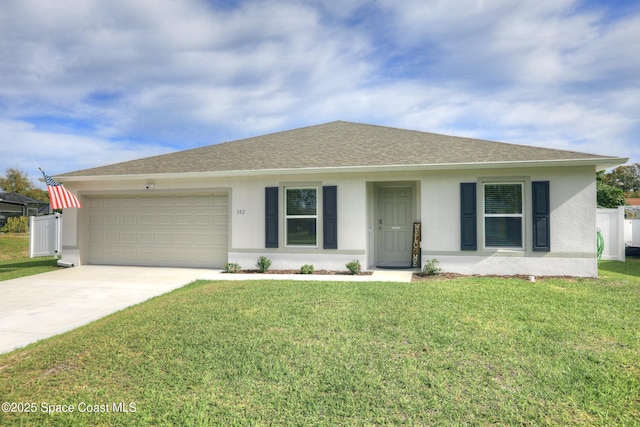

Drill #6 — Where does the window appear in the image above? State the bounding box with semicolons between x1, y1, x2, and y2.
286;188;317;246
484;183;523;248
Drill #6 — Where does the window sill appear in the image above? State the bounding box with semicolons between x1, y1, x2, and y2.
485;249;525;257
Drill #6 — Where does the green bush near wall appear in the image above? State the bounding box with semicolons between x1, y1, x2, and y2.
0;216;29;233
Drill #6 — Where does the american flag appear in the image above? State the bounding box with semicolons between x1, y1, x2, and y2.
40;169;82;210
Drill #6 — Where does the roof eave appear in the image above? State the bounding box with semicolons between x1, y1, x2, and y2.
55;157;629;182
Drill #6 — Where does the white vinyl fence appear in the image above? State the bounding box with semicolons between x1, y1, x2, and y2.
29;213;62;258
596;207;625;261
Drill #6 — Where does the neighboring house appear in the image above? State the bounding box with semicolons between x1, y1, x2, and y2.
625;198;640;219
0;193;50;229
54;121;627;277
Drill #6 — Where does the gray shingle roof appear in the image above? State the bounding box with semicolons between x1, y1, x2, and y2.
0;192;46;204
59;121;624;177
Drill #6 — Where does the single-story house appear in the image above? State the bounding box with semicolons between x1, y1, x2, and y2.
0;193;50;229
54;121;627;277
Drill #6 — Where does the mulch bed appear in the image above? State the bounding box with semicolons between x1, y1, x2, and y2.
223;270;578;281
226;269;373;276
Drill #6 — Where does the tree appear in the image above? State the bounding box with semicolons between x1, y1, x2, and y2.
25;188;49;202
597;181;626;208
0;167;33;194
0;168;49;202
601;163;640;196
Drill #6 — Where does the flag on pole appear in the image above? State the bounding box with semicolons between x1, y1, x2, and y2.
40;168;82;210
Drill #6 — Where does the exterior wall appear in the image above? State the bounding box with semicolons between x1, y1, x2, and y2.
419;166;598;277
59;165;598;276
228;173;369;270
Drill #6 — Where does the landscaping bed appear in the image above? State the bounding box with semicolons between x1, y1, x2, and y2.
225;269;373;275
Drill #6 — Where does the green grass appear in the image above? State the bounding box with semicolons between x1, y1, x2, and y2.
0;233;59;281
1;259;638;425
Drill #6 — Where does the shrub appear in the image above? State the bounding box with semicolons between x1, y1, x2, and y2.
345;259;361;275
596;181;625;208
224;262;241;273
422;258;441;276
300;264;314;275
256;256;272;273
1;216;29;233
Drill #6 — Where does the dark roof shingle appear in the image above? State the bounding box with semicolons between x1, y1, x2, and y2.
59;121;624;177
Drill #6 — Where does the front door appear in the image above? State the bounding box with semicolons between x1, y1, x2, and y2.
376;185;413;267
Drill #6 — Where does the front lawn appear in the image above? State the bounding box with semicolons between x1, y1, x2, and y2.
0;261;638;425
0;234;59;281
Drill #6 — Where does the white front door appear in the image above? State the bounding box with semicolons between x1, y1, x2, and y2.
376;185;413;267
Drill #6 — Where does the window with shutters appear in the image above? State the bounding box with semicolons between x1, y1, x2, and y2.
285;188;317;246
483;183;523;249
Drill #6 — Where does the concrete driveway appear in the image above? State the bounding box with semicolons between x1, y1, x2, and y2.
0;266;411;354
0;266;225;354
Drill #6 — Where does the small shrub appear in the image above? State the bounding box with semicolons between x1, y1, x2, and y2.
256;256;272;273
345;259;361;275
1;216;29;233
224;262;241;273
422;258;441;276
300;264;314;275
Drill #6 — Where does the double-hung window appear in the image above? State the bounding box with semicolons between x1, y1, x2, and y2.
285;188;317;246
484;183;523;248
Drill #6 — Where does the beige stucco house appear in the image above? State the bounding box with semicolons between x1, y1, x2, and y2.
54;121;627;276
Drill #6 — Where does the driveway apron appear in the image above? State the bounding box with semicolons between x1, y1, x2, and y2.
0;266;223;354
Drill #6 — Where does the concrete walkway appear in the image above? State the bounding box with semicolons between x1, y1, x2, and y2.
0;266;411;354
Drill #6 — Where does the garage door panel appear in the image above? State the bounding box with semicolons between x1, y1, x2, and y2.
122;215;137;225
157;214;173;225
106;215;120;225
157;233;173;244
122;198;137;208
87;194;228;268
175;213;191;225
89;214;104;226
194;214;212;226
139;215;155;225
138;232;155;244
192;233;211;245
121;232;137;244
105;232;119;244
105;199;122;208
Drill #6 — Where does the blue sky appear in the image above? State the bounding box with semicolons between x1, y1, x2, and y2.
1;0;638;188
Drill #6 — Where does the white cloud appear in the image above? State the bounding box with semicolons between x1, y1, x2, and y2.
0;0;637;188
0;119;173;188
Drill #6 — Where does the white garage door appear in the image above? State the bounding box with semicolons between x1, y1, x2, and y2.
87;194;228;268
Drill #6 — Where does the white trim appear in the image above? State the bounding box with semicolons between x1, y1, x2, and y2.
284;187;319;248
54;157;628;182
483;182;525;250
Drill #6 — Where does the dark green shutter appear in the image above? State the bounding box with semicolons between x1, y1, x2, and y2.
460;183;477;250
323;186;338;249
532;181;550;251
265;187;278;248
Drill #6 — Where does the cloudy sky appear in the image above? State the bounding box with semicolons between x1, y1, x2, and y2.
1;0;638;188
